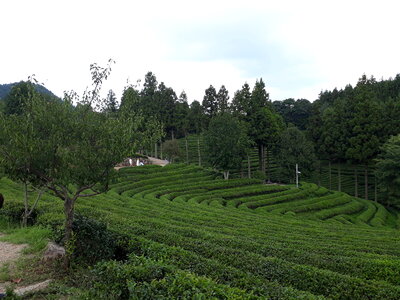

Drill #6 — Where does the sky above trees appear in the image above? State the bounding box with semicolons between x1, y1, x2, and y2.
2;0;400;103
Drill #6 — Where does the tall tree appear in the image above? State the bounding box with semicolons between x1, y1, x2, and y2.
204;114;249;179
104;89;118;113
202;85;218;122
216;85;229;113
274;126;317;183
231;83;251;117
0;62;156;266
345;76;383;200
375;134;400;208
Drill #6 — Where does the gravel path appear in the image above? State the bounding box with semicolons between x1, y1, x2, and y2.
0;234;27;267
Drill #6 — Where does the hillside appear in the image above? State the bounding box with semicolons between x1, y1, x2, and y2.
1;164;399;298
0;82;57;100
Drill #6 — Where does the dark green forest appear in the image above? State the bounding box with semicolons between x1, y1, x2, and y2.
2;73;400;208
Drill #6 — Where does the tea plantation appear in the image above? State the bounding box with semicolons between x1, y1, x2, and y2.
1;164;400;299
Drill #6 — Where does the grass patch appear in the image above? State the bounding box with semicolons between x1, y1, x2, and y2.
0;225;52;254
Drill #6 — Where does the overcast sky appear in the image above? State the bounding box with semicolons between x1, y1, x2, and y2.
2;0;400;103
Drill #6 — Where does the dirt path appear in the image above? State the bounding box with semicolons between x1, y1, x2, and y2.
147;157;169;166
0;234;28;294
0;234;27;267
0;234;52;296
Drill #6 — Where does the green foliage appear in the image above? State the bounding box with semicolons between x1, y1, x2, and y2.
204;114;249;178
162;139;181;162
272;98;312;130
0;201;39;225
274;126;316;183
375;134;400;208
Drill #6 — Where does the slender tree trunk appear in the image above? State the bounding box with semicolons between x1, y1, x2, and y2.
266;147;271;183
329;161;332;190
64;196;76;268
258;144;262;172
197;136;201;166
261;145;266;175
171;130;175;140
247;154;251;178
355;169;358;198
338;165;341;192
364;164;368;200
154;143;158;158
223;170;230;180
22;182;29;227
317;161;321;187
160;141;163;160
185;134;189;164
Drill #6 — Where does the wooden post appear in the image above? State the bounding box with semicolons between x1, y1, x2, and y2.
185;135;189;164
364;165;368;200
197;136;201;166
247;154;251;178
354;169;358;198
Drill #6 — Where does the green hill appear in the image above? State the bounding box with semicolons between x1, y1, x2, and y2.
1;164;399;298
0;82;57;100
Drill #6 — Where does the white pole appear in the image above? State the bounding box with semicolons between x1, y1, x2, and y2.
296;164;299;188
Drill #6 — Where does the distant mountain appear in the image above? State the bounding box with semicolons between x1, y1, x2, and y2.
0;82;58;100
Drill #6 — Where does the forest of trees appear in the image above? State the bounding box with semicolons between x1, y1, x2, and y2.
1;72;400;208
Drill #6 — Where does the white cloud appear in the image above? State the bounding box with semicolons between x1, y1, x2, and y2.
1;0;400;103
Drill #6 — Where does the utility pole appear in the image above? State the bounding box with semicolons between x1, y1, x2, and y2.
296;164;301;188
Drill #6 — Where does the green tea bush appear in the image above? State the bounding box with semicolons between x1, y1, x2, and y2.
0;201;39;225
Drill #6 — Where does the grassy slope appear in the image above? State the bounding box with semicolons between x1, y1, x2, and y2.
0;164;399;299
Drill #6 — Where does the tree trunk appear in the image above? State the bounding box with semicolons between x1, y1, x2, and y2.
247;154;251;178
317;161;321;187
354;169;358;198
154;143;158;158
258;144;262;172
171;130;175;140
364;165;368;200
338;165;341;192
64;196;75;268
223;170;230;180
160;141;163;160
197;136;201;166
185;134;189;164
22;182;29;227
266;147;271;183
261;145;266;175
329;161;332;190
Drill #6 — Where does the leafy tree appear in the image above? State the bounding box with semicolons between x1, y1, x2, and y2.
175;92;190;162
104;89;118;113
375;134;400;208
204;114;249;179
216;85;229;113
273;98;312;130
345;76;383;200
202;85;218;121
0;62;155;266
231;83;251;117
162;139;181;163
274;126;316;183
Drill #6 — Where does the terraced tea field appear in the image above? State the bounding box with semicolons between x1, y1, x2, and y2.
1;163;400;299
172;135;383;200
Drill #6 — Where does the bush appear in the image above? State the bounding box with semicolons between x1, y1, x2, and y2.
0;201;39;225
38;212;130;264
252;170;266;181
